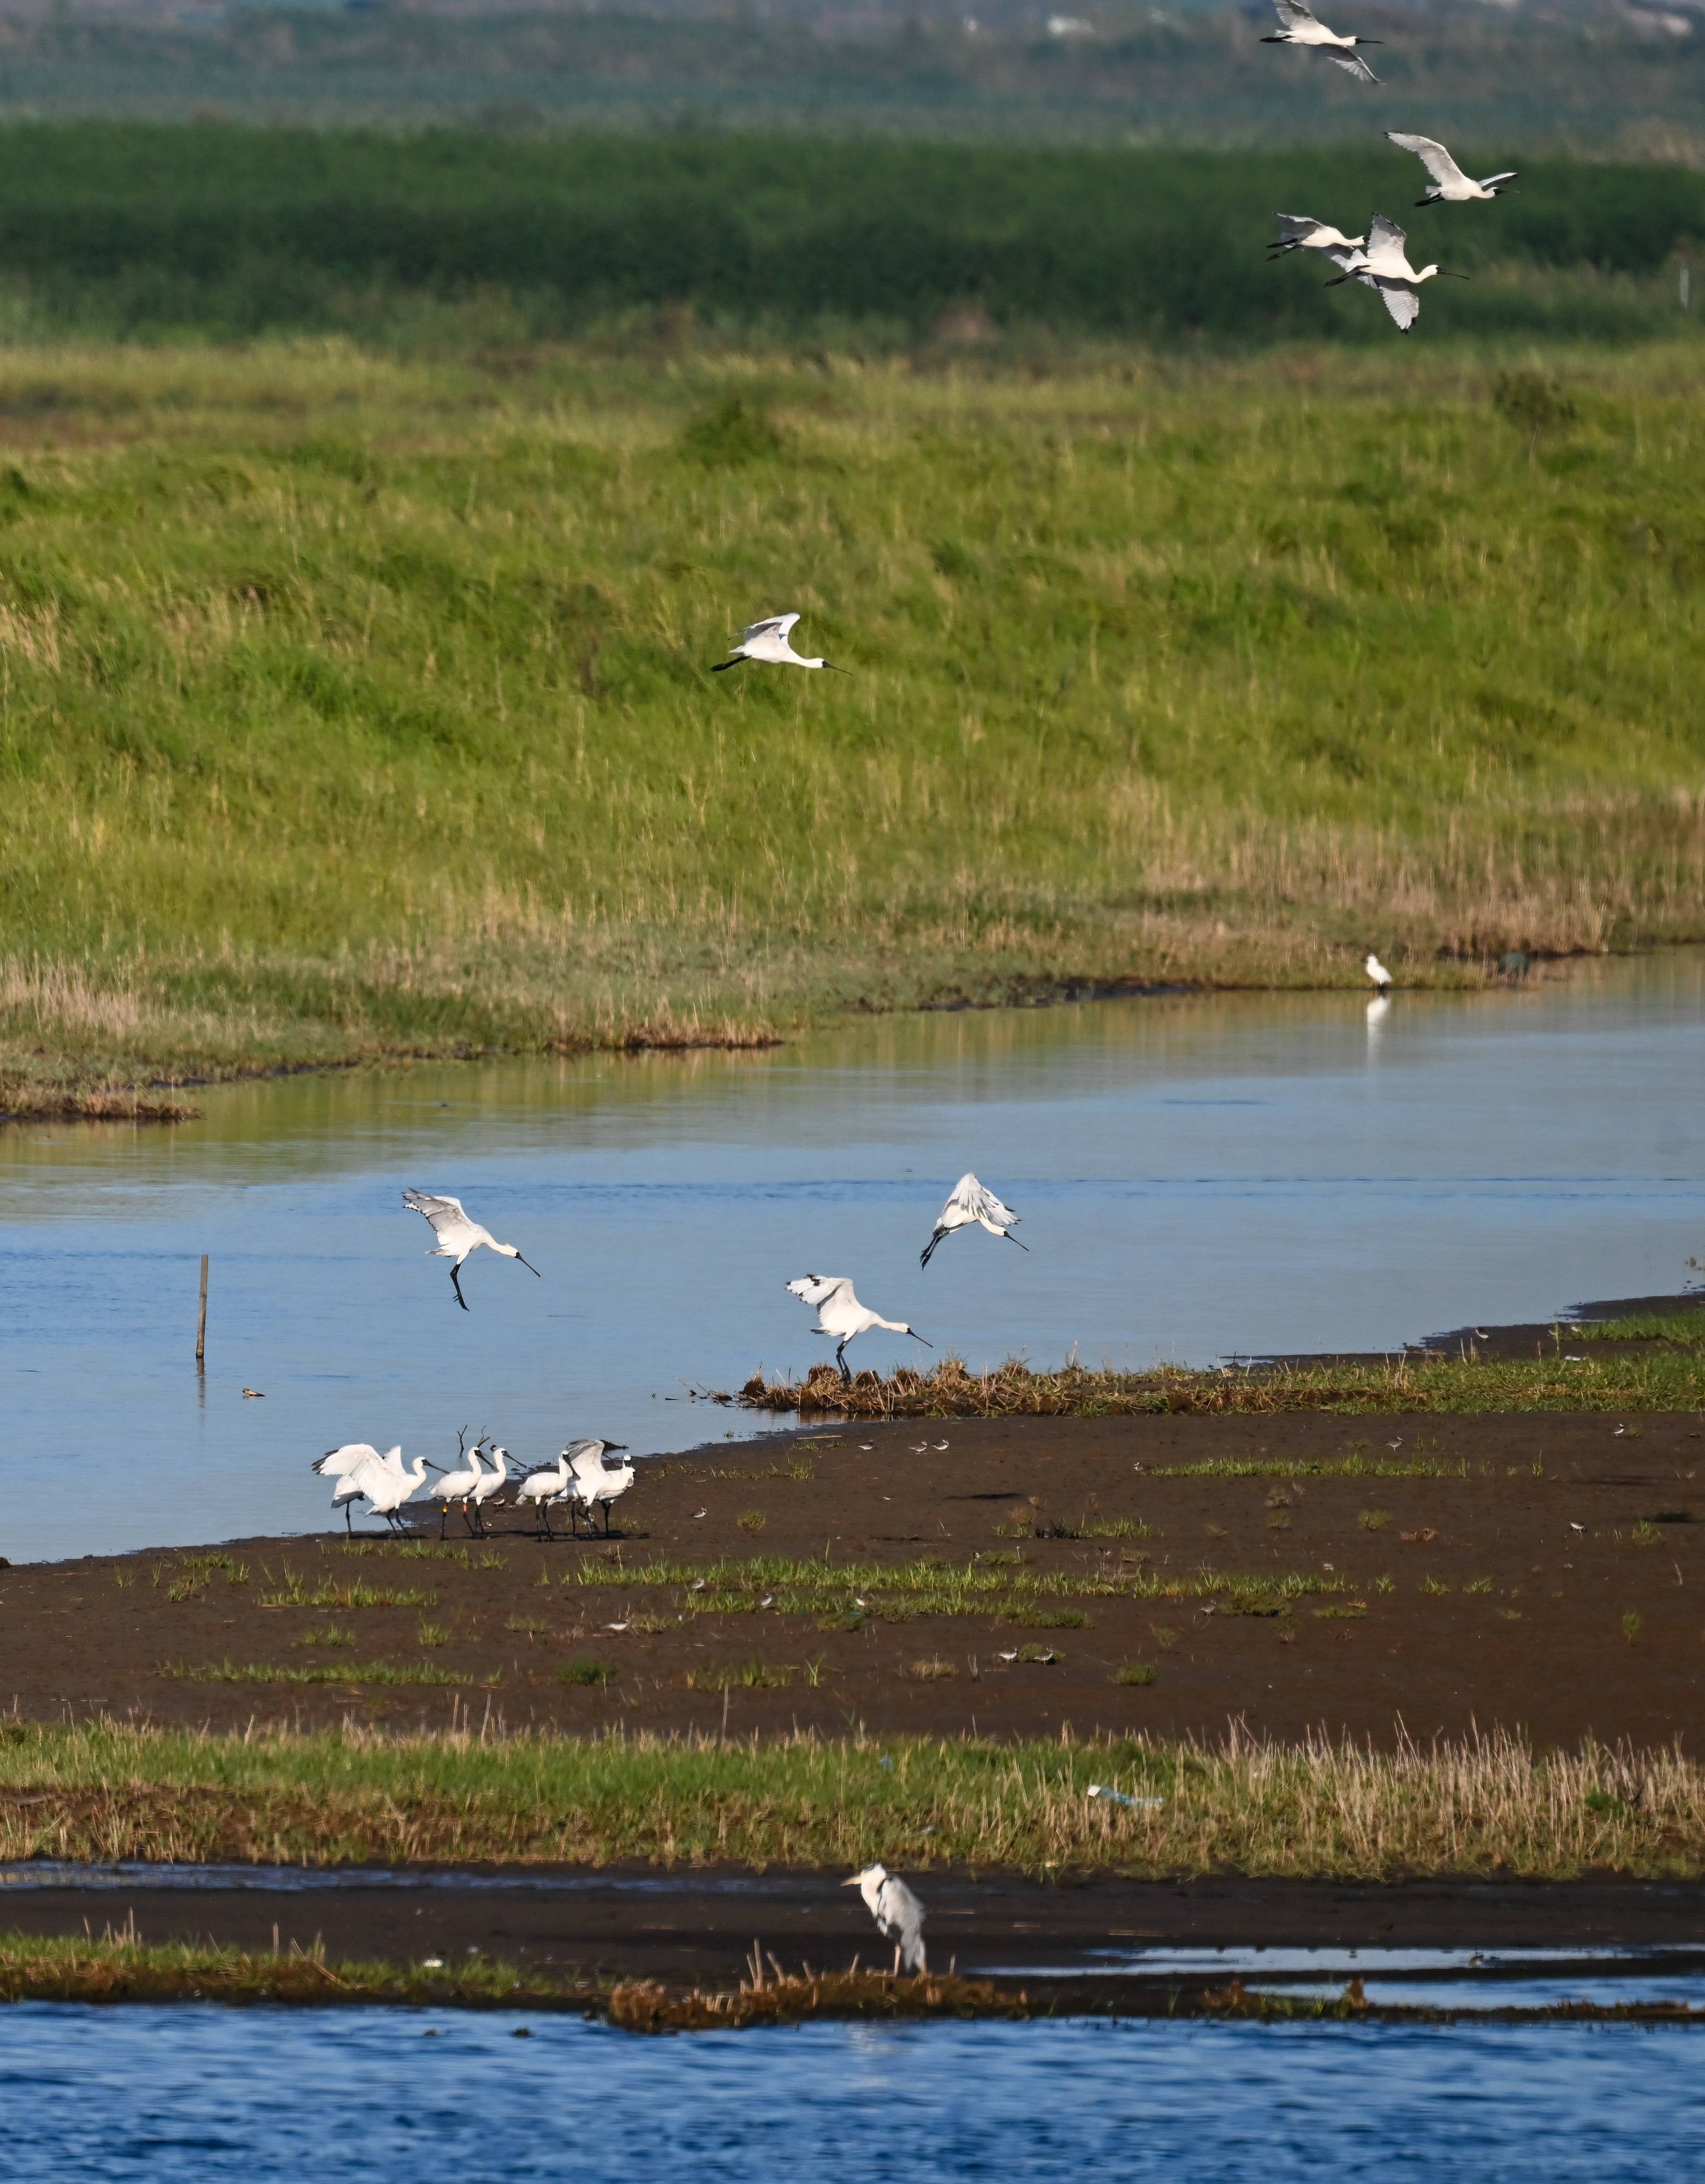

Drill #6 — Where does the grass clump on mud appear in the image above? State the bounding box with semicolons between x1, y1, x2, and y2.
1;1719;1702;1881
5;327;1705;1101
735;1343;1705;1421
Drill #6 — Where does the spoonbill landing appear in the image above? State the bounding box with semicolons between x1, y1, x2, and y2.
1326;216;1468;331
1260;0;1380;82
1386;133;1516;206
401;1190;541;1311
1268;215;1367;260
566;1440;635;1536
1365;953;1394;992
313;1442;403;1533
785;1275;932;1381
710;614;848;674
844;1863;928;1974
920;1174;1027;1269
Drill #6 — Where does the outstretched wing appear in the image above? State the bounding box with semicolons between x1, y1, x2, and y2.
1272;213;1327;247
1480;170;1518;187
953;1173;1020;1230
1375;280;1421;333
1272;0;1322;27
566;1439;613;1491
787;1274;849;1309
1386;133;1469;192
401;1189;467;1239
313;1442;380;1477
1324;48;1377;81
735;613;799;646
1322;243;1370;276
1368;213;1408;255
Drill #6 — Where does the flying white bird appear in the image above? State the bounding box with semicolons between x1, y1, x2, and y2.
565;1440;635;1537
1260;0;1380;82
711;613;848;675
400;1190;541;1312
1326;215;1469;331
920;1173;1027;1269
1268;214;1367;259
844;1863;928;1975
1386;133;1516;206
1365;952;1394;991
785;1275;932;1382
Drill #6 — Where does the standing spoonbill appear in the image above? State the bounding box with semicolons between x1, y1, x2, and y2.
710;614;848;674
1268;215;1367;260
1260;0;1381;82
468;1445;509;1534
1365;953;1394;992
401;1190;541;1311
566;1440;635;1536
1386;133;1516;206
785;1275;932;1382
429;1433;489;1538
313;1442;403;1534
844;1863;928;1974
1326;215;1468;331
920;1174;1027;1269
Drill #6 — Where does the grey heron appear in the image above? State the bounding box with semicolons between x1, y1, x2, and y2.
844;1862;928;1974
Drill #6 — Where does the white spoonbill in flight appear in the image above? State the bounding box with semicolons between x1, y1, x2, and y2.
1260;0;1380;82
786;1275;932;1381
711;613;848;674
1386;133;1516;206
920;1174;1027;1269
1365;952;1394;992
1268;215;1367;261
401;1190;541;1311
1327;216;1468;331
844;1863;928;1974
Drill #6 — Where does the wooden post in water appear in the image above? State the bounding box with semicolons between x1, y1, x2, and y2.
196;1254;209;1369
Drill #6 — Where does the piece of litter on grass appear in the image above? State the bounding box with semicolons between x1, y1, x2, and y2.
692;1509;708;1520
759;1595;774;1609
423;1958;444;1969
1088;1784;1165;1811
1564;1355;1584;1363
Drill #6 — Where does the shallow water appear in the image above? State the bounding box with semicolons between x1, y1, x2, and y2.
4;951;1703;1562
0;2006;1699;2181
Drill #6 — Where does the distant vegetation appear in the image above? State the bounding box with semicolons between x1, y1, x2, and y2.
0;123;1702;345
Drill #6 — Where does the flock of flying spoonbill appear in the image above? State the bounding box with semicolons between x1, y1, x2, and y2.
1261;0;1514;333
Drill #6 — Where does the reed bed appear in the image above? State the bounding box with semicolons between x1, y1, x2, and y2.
733;1344;1705;1420
0;1720;1698;1879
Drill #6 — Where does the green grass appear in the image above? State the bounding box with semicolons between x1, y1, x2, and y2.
557;1659;617;1688
1572;1310;1705;1346
4;319;1705;1100
256;1578;436;1611
1;1718;1701;1878
168;1659;482;1687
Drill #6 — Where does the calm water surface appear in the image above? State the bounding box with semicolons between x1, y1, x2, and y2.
4;953;1702;1562
0;2007;1697;2182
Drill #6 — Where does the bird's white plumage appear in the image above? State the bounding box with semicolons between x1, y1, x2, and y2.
785;1275;930;1378
568;1439;635;1532
920;1173;1026;1268
712;610;842;673
1332;216;1462;334
1269;215;1366;256
1262;0;1379;80
401;1188;539;1309
1365;953;1394;989
1386;133;1517;204
845;1863;927;1974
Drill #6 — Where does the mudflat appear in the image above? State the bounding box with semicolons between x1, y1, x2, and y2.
8;1407;1702;1749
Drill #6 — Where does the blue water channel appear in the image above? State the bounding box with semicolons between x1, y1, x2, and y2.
0;2006;1697;2181
3;949;1702;1562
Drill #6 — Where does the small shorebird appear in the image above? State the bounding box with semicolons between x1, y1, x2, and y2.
711;613;848;674
1267;215;1367;260
401;1190;541;1311
920;1173;1027;1269
1327;215;1469;331
1260;0;1381;82
1386;133;1517;206
785;1275;932;1381
1364;952;1394;992
845;1863;928;1974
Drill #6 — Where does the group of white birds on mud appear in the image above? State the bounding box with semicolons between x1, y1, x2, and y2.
1261;0;1514;332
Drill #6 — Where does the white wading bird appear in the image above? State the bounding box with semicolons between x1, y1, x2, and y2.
1365;952;1394;991
1260;0;1381;82
468;1445;509;1534
313;1442;403;1533
428;1433;489;1539
920;1173;1027;1269
512;1447;574;1536
400;1189;541;1312
786;1275;932;1382
566;1440;636;1536
1326;215;1468;331
710;613;848;674
1268;214;1367;260
1386;133;1516;206
364;1451;433;1531
844;1863;928;1975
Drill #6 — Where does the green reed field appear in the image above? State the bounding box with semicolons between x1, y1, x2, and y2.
1;129;1703;1108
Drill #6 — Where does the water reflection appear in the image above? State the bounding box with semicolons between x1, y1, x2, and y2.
4;952;1703;1561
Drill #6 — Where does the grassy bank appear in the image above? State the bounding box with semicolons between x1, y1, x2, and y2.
734;1340;1705;1419
5;327;1705;1105
0;1719;1698;1878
